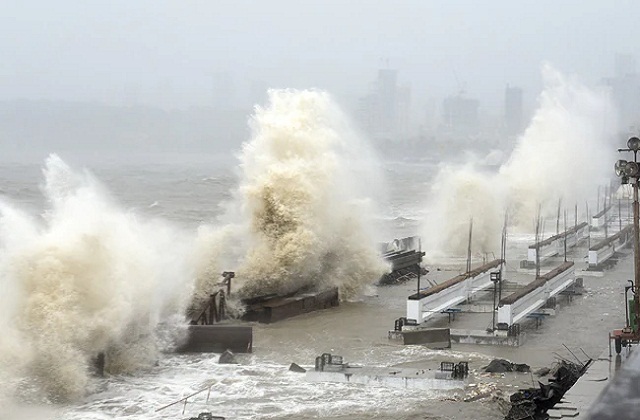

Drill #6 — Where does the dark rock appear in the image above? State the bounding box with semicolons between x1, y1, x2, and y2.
186;413;225;420
484;359;530;373
289;363;306;373
484;359;514;373
535;367;551;377
218;349;236;364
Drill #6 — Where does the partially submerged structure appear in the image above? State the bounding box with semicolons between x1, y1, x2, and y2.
179;272;253;353
241;287;339;323
306;353;467;390
379;236;425;285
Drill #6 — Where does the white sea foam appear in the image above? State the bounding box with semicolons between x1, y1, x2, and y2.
423;65;618;257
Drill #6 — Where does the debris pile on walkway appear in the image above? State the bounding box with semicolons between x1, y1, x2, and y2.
504;359;591;420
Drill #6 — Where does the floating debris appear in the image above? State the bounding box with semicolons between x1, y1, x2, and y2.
289;363;306;373
218;349;236;364
184;413;225;420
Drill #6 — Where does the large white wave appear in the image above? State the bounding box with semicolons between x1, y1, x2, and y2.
423;65;618;257
0;155;193;402
195;89;388;301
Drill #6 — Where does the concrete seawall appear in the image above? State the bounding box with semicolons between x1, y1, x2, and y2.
177;325;253;353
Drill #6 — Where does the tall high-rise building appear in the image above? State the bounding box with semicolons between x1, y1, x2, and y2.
376;69;398;135
504;85;523;135
357;69;411;141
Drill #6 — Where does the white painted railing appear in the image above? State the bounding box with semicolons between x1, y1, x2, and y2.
591;206;611;229
497;262;575;327
527;240;559;264
407;259;502;324
588;225;632;268
527;222;589;264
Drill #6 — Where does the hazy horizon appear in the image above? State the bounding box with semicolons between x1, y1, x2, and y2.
3;1;637;108
2;0;639;161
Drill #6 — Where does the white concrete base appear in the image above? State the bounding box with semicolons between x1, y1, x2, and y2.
450;328;526;346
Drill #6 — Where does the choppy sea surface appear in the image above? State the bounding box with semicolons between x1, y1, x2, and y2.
0;157;631;420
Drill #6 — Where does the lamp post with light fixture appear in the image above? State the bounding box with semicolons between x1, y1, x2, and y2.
612;136;640;353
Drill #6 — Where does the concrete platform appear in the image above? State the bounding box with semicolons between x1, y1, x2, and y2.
388;327;451;348
177;324;253;353
242;288;339;323
306;365;466;391
585;346;639;419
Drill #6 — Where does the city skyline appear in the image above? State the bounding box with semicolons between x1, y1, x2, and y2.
3;1;638;110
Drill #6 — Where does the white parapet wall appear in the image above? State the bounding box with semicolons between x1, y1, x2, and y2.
406;259;502;324
563;222;589;249
527;222;589;264
588;225;632;268
588;244;615;267
527;235;561;263
591;206;611;229
497;261;575;327
576;223;590;241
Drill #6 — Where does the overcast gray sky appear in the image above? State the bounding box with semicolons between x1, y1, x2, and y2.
2;0;637;110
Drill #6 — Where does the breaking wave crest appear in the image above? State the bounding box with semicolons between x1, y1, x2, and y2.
195;89;387;301
0;155;193;402
423;65;618;257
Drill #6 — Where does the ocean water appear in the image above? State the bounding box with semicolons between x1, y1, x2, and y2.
0;156;632;420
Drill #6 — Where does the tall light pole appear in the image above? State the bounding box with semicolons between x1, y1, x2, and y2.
614;136;640;337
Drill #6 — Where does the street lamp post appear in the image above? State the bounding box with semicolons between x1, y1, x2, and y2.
614;137;640;339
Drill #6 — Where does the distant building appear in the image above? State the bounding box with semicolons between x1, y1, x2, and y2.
376;69;398;135
357;69;411;142
504;85;523;135
442;94;479;134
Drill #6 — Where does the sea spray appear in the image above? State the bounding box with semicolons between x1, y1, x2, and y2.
426;163;505;258
195;89;388;301
0;155;194;401
501;65;617;227
423;65;617;257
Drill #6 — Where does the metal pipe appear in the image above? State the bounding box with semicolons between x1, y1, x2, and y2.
492;277;497;331
416;238;421;296
625;284;631;329
634;179;640;333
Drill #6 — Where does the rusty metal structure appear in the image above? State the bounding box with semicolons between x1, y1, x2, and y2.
379;236;425;285
187;271;340;325
179;271;253;354
189;272;234;325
